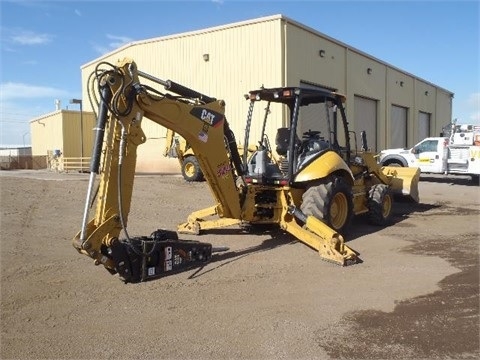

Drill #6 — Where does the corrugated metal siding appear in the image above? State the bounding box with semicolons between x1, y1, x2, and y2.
79;14;453;171
282;18;453;150
415;80;436;115
285;22;346;92
80;112;97;157
61;111;96;158
30;111;64;156
62;111;82;157
81;18;284;171
387;67;414;108
30;110;96;158
346;51;386;150
435;89;453;134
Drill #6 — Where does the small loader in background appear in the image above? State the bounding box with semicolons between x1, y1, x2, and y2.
164;129;204;182
164;129;255;182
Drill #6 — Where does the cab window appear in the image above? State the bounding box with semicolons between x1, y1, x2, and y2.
415;140;438;153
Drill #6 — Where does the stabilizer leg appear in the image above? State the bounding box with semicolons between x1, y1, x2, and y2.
178;205;241;234
282;206;359;266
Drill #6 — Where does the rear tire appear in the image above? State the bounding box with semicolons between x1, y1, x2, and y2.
182;157;204;182
367;184;393;226
300;177;353;234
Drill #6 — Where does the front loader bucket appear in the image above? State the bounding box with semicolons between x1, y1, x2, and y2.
381;166;421;202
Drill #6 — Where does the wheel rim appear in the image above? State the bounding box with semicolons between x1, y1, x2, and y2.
382;193;392;218
330;192;348;230
184;163;195;178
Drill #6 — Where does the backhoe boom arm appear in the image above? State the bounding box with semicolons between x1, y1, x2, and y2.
72;58;243;281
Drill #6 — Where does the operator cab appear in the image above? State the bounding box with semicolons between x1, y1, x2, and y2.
243;87;349;186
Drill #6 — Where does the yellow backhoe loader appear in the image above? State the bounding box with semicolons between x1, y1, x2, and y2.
73;58;419;282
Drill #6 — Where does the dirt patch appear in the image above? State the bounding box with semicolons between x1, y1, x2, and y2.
1;170;479;359
316;233;479;359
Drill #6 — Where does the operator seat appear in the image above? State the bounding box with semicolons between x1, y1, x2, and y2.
275;127;290;156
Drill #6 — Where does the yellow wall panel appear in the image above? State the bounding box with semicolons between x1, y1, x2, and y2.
285;22;346;92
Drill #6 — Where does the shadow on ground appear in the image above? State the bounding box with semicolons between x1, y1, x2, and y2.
420;174;479;186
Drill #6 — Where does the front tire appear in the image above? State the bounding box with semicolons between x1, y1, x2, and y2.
300;177;353;234
181;156;204;182
367;184;393;225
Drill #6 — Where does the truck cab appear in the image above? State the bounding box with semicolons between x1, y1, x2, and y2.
378;130;480;181
410;137;448;173
378;137;447;174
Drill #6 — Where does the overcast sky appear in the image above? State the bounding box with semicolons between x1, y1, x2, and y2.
1;0;479;146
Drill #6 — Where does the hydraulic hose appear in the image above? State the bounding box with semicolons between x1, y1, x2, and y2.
90;83;112;174
80;82;112;244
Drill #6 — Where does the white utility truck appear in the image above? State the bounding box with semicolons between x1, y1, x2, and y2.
378;122;480;182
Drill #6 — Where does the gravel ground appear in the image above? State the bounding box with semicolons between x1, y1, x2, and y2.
1;170;479;359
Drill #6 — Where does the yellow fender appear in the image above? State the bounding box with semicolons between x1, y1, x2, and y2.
294;151;353;182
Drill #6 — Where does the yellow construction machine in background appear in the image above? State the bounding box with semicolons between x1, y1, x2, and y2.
163;130;255;182
164;129;205;182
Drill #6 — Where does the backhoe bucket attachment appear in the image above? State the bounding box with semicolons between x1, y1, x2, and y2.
381;166;421;203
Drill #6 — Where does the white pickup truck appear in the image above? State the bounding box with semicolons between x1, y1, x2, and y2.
377;124;480;182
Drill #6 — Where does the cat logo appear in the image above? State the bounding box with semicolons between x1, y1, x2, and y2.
190;107;224;128
201;109;215;125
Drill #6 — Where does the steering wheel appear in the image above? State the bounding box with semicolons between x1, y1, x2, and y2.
302;130;321;139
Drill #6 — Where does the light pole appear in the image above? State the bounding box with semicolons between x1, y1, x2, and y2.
70;98;83;170
22;131;29;148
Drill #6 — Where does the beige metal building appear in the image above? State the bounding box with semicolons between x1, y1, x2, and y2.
30;110;96;171
80;14;453;172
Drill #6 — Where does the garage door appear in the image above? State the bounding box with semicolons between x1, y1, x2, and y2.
354;96;377;151
391;105;408;148
418;111;431;142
